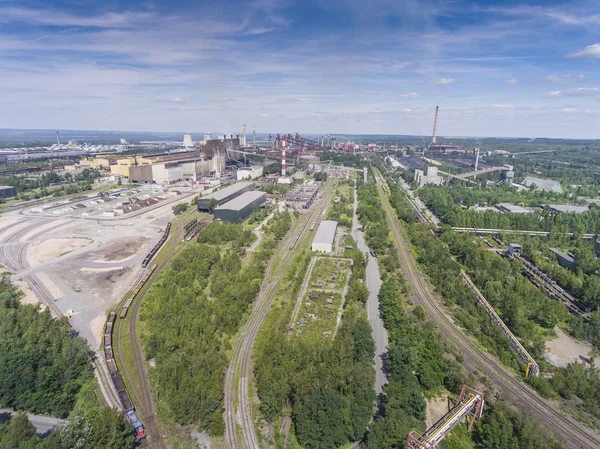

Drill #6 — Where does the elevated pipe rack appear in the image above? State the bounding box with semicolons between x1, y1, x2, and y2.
406;385;484;449
460;270;539;377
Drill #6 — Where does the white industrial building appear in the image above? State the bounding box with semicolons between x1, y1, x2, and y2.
236;166;264;180
414;166;443;187
312;220;338;253
183;133;194;148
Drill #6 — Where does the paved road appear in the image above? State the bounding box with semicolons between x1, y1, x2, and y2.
351;188;387;395
0;409;64;435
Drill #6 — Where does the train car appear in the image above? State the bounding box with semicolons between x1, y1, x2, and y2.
106;359;117;374
103;334;111;347
119;307;129;319
119;390;134;412
104;321;113;335
123;300;133;309
184;218;198;234
111;372;126;393
104;346;114;360
142;222;172;268
125;409;146;440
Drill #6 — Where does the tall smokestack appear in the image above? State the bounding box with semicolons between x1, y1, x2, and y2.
253;125;256;148
56;131;61;145
432;106;439;144
243;124;247;146
281;135;286;177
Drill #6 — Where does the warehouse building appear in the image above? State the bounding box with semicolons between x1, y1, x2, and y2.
0;185;17;199
312;220;338;253
549;247;576;271
236;166;264;181
197;181;256;210
214;191;267;222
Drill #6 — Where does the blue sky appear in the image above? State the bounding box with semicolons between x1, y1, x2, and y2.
2;0;600;138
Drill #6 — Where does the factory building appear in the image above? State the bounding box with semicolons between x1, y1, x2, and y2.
548;204;589;214
214;191;267;223
236;166;264;181
197;181;256;210
312;220;338;253
0;185;17;199
496;203;536;214
522;176;562;193
414;166;443;187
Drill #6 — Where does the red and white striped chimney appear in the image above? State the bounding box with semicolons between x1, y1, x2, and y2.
281;135;287;177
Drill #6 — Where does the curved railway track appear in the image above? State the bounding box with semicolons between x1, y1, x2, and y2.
224;186;332;449
114;236;178;449
379;179;600;449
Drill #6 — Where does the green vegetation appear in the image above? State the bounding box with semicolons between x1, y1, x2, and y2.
0;168;100;202
142;221;289;434
416;184;600;233
508;234;600;312
0;278;92;418
0;277;135;447
172;203;187;215
384;175;600;430
254;244;375;449
319;151;367;168
326;182;353;227
0;408;134;449
356;178;465;449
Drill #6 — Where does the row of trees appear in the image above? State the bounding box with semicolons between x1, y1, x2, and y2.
417;184;600;234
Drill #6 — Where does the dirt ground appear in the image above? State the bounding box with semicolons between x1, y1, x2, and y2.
85;236;150;262
426;394;449;428
545;327;594;368
28;237;91;265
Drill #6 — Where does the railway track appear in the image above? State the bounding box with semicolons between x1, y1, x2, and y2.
114;237;179;449
0;220;48;271
224;186;332;449
378;178;600;449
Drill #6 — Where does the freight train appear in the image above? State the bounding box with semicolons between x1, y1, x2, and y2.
142;222;171;268
102;263;161;441
119;265;156;319
103;312;145;439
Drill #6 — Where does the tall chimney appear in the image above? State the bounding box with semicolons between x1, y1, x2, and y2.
243;124;247;146
56;131;61;145
432;106;439;144
253;125;256;148
281;135;286;177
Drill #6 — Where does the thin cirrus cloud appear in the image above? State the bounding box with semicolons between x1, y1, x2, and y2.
399;92;420;98
505;79;518;85
434;78;456;85
546;87;600;97
543;74;584;83
568;43;600;58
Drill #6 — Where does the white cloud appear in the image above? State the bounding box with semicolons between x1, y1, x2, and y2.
546;87;600;97
435;78;455;85
172;97;183;102
494;104;515;109
562;108;577;113
0;7;152;28
568;43;600;58
544;74;584;83
399;92;419;98
505;79;518;85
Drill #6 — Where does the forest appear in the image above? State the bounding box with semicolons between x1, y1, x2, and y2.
0;277;135;447
0;277;92;418
326;182;353;228
416;184;600;234
142;217;291;434
386;177;600;429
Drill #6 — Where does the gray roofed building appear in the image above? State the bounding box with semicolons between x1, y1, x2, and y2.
312;220;338;253
196;181;256;210
214;190;267;222
549;204;589;214
523;176;562;193
549;247;576;270
496;203;533;214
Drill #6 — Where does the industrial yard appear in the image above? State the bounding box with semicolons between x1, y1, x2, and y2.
289;257;353;340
